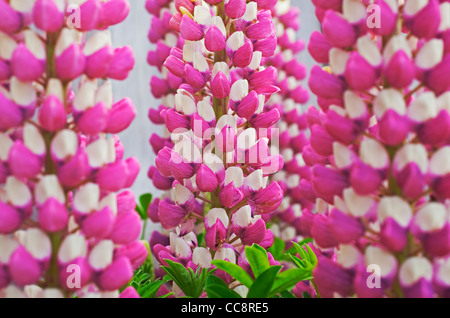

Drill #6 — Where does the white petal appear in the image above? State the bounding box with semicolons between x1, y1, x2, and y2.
224;166;244;187
98;193;118;216
193;52;209;73
226;31;245;51
359;138;389;169
415;39;444;69
214;247;236;263
173;184;193;205
197;99;215;122
365;246;397;277
383;35;412;64
23;123;46;156
95;80;113;110
437;257;450;285
85;138;109;168
212;62;230;79
24;30;46;60
10;77;36;107
0;235;19;263
394;143;428;173
414;202;447;232
51;130;79;160
399;257;433;286
373;88;406;118
329;48;350;75
206;207;229;228
343;0;367;23
194;4;212;26
192;247;212;268
440;2;450;31
89;240;114;270
58;234;87;263
83;30;111;56
73;79;97;111
378;196;413;227
430;146;450;175
0;33;17;60
35;175;65;205
343;187;375;217
0;133;13;161
336;244;362;269
73;183;100;214
404;0;428;16
232;205;252;227
46;78;64;101
24;228;51;260
242;2;257;22
229;79;249;101
237;128;256;150
357;35;382;66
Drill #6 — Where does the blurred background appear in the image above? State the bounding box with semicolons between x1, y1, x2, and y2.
109;0;320;204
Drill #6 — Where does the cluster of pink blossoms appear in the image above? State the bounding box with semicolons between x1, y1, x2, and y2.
302;0;450;298
264;1;312;246
145;0;295;296
0;0;146;298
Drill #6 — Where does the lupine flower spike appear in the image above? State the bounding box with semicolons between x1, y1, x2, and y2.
0;0;145;298
305;0;450;298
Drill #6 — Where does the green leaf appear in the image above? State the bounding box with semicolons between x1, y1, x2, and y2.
284;238;313;256
135;205;145;220
197;232;205;247
162;260;214;298
135;193;152;220
139;193;153;213
288;254;308;269
139;280;164;298
161;260;193;296
305;244;318;267
292;242;309;262
247;266;282;298
267;237;285;260
245;244;270;278
211;260;254;288
280;290;296;298
269;268;312;298
205;275;242;298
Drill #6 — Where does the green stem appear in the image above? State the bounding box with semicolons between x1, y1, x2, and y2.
141;219;148;240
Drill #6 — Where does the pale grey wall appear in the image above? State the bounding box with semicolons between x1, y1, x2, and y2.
110;0;320;199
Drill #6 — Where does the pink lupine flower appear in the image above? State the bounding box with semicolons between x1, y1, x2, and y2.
0;0;141;298
304;0;450;298
32;0;64;32
144;0;316;296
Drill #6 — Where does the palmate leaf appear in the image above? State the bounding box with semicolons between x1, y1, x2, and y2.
211;260;254;288
138;279;165;298
245;244;270;278
284;238;313;256
205;275;242;298
267;237;285;260
289;241;318;270
212;244;315;298
126;262;168;298
269;268;313;297
161;259;214;298
247;265;282;298
135;193;153;220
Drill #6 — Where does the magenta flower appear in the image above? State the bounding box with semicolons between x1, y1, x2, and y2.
146;0;293;296
0;0;145;298
303;0;450;298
